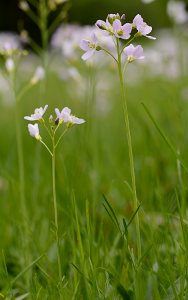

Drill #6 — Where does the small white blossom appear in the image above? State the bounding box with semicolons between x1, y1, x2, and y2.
5;58;14;72
28;123;41;140
55;107;85;125
19;1;30;11
24;105;48;121
31;66;45;84
167;0;188;24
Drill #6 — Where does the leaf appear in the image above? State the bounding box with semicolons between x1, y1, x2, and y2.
103;194;122;235
11;254;44;285
142;102;188;174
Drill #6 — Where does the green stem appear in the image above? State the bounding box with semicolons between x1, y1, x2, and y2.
120;35;137;55
52;137;62;282
55;128;68;149
101;48;118;64
40;140;53;156
117;39;141;260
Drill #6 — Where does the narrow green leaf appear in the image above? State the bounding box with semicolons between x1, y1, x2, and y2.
103;194;122;234
11;254;44;285
142;102;188;174
127;204;141;228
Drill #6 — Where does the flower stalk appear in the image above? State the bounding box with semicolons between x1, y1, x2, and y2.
24;105;85;282
52;134;62;282
117;38;141;260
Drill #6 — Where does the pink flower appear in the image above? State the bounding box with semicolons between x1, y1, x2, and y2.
133;14;156;40
123;44;144;62
80;32;99;60
113;19;132;39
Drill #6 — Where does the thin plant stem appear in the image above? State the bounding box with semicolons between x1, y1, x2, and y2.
55;128;68;149
52;136;62;282
117;39;141;260
40;140;53;156
13;73;31;288
101;48;118;63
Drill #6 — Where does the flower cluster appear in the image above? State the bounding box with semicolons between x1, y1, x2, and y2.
80;13;156;63
24;105;85;141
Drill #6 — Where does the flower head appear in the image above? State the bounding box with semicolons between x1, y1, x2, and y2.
24;105;48;121
113;19;132;39
80;32;100;61
167;0;188;24
5;58;14;72
133;14;156;39
95;19;114;36
28;123;41;140
55;107;85;126
107;13;120;25
123;44;144;62
31;66;45;85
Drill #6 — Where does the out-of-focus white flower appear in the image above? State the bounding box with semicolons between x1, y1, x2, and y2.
142;0;155;3
167;0;188;24
31;66;45;84
28;123;41;140
153;262;159;273
0;33;23;54
24;105;48;121
5;58;15;72
19;1;30;11
60;67;81;82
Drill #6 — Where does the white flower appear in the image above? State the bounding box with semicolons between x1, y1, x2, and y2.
123;44;144;62
28;123;41;140
31;66;45;84
24;105;48;121
19;1;29;11
167;0;188;24
5;58;14;72
55;107;85;125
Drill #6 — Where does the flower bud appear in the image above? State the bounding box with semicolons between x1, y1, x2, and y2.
19;1;29;11
5;58;14;72
107;13;120;25
96;21;106;30
96;45;102;51
55;117;59;125
49;115;53;124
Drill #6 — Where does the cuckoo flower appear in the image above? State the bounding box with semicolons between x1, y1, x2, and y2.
31;66;45;84
133;14;156;39
80;33;100;61
124;44;144;62
55;107;85;125
24;105;48;121
113;19;132;39
96;19;114;36
28;123;41;140
107;13;120;24
5;58;14;72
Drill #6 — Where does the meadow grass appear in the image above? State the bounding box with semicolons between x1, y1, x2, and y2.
0;55;188;299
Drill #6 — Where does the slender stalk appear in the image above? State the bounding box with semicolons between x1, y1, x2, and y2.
40;140;53;156
55;128;68;149
117;39;141;260
13;72;31;287
52;136;62;282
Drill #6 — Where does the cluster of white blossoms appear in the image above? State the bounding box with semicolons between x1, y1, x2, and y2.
80;13;156;63
24;105;85;140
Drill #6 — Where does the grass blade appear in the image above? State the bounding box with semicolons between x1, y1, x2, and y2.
142;102;188;174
